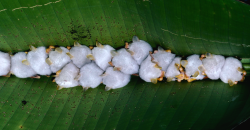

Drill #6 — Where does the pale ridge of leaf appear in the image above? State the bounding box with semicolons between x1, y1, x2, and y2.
103;77;139;130
12;7;28;11
8;0;62;11
21;78;56;130
162;27;250;50
0;9;6;12
1;78;34;129
29;5;42;9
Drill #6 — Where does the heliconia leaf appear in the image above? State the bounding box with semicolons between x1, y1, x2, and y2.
0;0;250;129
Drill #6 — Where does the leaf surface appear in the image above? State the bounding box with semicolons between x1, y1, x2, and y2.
0;0;250;129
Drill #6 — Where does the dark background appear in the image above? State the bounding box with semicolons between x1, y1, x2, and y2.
233;117;250;130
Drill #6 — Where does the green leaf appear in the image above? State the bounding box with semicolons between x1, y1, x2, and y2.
0;0;249;129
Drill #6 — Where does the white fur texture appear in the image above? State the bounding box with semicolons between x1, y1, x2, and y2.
55;62;79;88
128;40;153;65
92;45;115;70
27;47;52;75
0;51;11;76
220;57;242;83
139;55;162;82
70;45;91;68
103;67;131;89
112;48;139;74
202;55;225;80
185;54;205;80
152;49;175;72
11;52;37;78
49;47;71;73
165;57;181;81
79;62;104;88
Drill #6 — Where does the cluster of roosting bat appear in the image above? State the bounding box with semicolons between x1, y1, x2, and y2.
0;36;246;91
